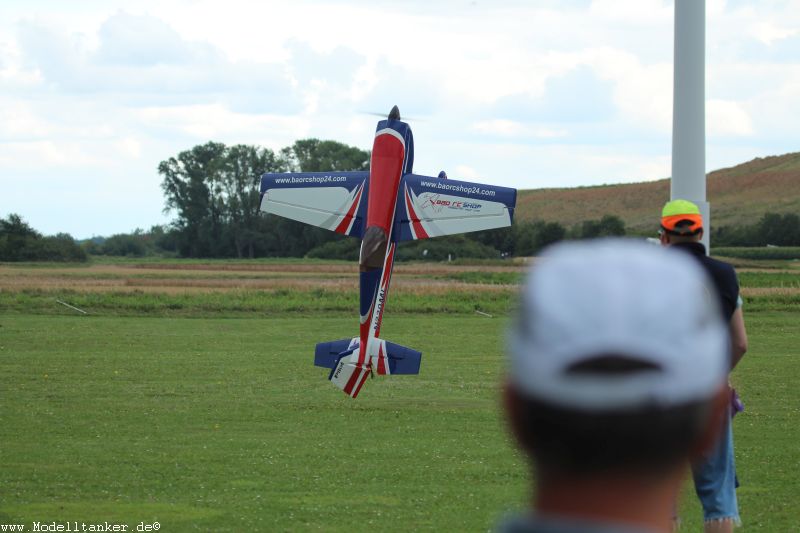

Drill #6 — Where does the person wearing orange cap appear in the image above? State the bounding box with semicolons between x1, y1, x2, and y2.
659;199;749;533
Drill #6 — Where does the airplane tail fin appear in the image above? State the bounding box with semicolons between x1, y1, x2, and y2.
315;337;422;398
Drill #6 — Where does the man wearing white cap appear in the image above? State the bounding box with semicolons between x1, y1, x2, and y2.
502;239;731;533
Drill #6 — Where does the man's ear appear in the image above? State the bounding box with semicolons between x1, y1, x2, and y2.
697;228;704;240
691;385;729;458
659;232;670;246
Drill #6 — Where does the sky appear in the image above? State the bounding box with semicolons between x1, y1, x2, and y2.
1;0;799;238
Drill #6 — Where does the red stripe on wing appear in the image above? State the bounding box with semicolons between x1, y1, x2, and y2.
404;187;429;239
343;364;363;396
376;342;387;375
351;366;371;398
334;184;363;235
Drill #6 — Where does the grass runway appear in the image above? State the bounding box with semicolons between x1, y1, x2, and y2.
1;258;799;531
1;315;521;531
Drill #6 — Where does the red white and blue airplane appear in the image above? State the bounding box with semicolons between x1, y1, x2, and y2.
259;106;517;398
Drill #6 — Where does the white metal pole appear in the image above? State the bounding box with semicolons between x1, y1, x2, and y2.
672;0;709;251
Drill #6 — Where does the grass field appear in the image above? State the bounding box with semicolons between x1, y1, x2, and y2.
1;257;799;531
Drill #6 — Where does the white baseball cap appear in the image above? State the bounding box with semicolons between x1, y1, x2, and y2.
508;239;729;411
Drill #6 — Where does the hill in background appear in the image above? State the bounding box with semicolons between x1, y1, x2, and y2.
515;152;800;234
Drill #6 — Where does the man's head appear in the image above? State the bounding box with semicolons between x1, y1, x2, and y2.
660;199;703;246
506;240;729;480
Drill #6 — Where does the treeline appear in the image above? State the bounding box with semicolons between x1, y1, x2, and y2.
8;136;798;262
63;208;800;261
0;214;87;262
713;213;800;247
79;214;626;261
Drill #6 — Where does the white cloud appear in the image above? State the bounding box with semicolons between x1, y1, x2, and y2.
471;119;526;137
115;136;142;158
137;104;310;147
585;47;673;133
453;165;480;180
750;21;799;46
589;0;672;24
0;140;101;168
0;101;53;139
707;99;754;137
470;119;568;139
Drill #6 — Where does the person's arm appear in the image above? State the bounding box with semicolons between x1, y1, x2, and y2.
729;306;748;370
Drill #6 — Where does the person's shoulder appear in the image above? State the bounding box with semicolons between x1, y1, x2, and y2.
702;255;738;282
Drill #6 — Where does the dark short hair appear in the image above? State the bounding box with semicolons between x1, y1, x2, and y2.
510;355;715;476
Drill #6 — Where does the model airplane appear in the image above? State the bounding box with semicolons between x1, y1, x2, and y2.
259;106;517;398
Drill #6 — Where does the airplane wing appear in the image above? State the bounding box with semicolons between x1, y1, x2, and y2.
393;173;517;241
260;171;369;238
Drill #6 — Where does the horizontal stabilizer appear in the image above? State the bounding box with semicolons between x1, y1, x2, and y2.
315;338;422;375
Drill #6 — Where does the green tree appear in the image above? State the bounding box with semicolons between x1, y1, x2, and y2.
510;220;566;256
101;232;148;256
38;233;88;262
283;139;370;172
572;215;626;240
758;212;800;246
469;226;515;256
222;145;287;258
158;139;370;258
580;219;601;239
159;142;229;257
0;214;86;262
597;215;626;237
536;221;567;249
0;213;40;260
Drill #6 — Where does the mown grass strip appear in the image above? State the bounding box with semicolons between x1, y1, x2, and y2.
0;288;519;318
436;271;524;285
715;247;800;260
3;285;799;318
738;271;800;288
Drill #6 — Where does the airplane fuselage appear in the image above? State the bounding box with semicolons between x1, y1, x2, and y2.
353;119;415;393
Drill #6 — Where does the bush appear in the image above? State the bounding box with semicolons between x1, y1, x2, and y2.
714;212;800;247
569;214;626;240
0;214;87;262
306;238;360;261
100;233;149;257
395;235;501;262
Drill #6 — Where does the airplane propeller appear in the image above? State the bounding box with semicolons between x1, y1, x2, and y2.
360;105;425;122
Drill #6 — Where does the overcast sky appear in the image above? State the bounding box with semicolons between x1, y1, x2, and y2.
1;0;798;238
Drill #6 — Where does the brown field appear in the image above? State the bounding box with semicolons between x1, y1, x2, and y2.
3;258;798;309
128;262;530;275
516;151;800;232
741;287;800;298
0;262;522;295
